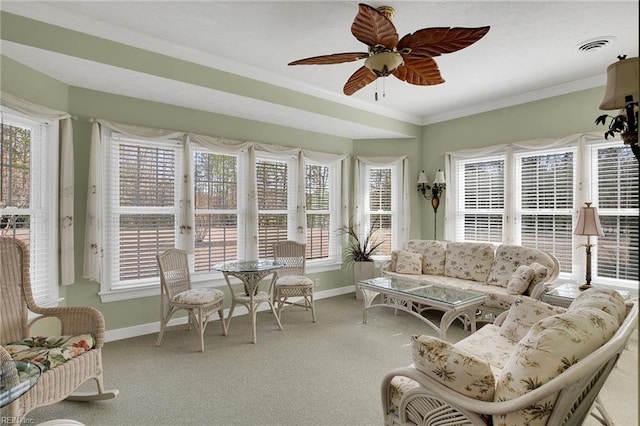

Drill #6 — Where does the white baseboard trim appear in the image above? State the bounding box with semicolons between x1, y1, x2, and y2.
104;285;355;342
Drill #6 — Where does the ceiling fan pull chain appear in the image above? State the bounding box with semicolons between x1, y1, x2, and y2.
375;79;379;101
383;77;386;98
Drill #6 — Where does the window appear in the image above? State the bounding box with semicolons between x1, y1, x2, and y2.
100;130;344;299
305;161;341;262
193;150;238;271
590;143;638;284
357;159;406;256
450;138;638;289
256;157;291;259
103;136;182;289
1;109;58;305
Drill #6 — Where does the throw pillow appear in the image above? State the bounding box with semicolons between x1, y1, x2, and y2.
569;287;627;325
388;250;399;272
396;251;423;275
406;240;447;275
506;265;534;295
494;307;618;426
411;335;495;401
499;297;566;342
526;262;549;295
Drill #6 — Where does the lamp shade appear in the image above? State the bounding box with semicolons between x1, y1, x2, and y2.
574;203;604;236
433;170;446;184
599;56;639;110
417;170;428;184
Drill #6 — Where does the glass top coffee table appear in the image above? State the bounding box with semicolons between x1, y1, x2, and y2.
357;276;485;340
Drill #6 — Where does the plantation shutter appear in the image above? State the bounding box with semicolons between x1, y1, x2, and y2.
456;157;505;243
592;144;639;281
516;149;575;273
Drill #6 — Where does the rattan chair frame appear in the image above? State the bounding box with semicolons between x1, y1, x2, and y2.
156;248;227;352
0;237;118;423
272;240;316;322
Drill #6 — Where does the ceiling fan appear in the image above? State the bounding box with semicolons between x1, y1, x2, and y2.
288;3;490;97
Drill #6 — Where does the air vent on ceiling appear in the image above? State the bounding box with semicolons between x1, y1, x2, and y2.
575;36;617;53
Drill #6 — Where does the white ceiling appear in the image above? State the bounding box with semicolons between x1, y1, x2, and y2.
1;1;639;139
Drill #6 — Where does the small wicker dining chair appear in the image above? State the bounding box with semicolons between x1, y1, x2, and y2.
272;241;316;322
156;248;227;352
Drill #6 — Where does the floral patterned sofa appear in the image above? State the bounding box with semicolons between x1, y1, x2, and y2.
381;287;638;426
383;240;560;320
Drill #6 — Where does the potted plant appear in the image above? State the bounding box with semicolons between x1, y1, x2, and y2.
337;217;385;299
595;104;639;162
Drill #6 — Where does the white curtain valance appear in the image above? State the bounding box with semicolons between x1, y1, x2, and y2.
189;134;252;154
356;155;407;166
94;119;184;141
1;91;71;121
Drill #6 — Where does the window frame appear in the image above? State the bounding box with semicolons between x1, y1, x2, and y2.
449;137;638;290
1;108;59;306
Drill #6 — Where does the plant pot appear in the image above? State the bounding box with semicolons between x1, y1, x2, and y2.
354;261;376;300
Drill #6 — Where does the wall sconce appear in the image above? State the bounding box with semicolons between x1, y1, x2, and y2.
573;202;604;290
417;170;446;238
595;55;639;162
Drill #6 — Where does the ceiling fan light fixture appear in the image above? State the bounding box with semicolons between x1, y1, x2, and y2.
365;52;403;77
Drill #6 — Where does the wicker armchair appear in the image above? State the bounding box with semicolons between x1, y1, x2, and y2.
0;237;118;423
272;241;316;322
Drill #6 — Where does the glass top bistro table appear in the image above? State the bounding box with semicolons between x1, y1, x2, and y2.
0;360;41;410
213;260;284;344
357;277;485;340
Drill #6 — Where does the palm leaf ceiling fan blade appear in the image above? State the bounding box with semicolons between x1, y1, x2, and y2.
393;56;444;86
351;3;398;49
343;66;378;95
287;3;490;97
397;26;491;57
288;52;369;66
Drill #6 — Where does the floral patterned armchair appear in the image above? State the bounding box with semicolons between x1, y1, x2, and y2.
381;288;638;426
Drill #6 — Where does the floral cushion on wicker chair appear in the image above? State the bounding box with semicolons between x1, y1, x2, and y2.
411;335;496;401
275;275;314;286
5;334;96;373
499;297;566;342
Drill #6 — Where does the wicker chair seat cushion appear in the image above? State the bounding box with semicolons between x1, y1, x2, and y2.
411;335;496;401
275;275;314;287
453;324;516;370
171;288;224;305
6;334;96;373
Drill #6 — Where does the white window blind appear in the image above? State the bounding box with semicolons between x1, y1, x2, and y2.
105;137;181;288
193;150;238;271
591;143;639;283
305;163;331;260
256;158;290;259
455;156;505;243
516;149;575;273
1;110;58;305
366;167;393;255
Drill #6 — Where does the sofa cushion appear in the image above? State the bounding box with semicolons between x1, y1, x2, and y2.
396;251;423;275
493;307;618;426
406;240;447;275
6;334;97;373
506;265;534;295
487;245;553;288
411;335;495;401
569;287;627;325
454;324;517;370
499;297;566;342
444;242;495;283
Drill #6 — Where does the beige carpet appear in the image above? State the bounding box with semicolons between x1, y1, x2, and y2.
26;294;638;425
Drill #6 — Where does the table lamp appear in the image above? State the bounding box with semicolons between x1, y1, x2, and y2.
573;202;604;290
